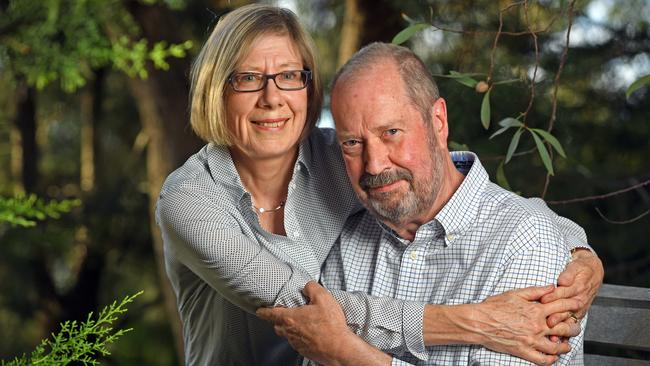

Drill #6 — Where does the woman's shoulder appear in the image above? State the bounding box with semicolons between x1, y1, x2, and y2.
160;144;240;207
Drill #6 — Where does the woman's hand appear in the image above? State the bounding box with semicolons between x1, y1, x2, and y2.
541;248;604;326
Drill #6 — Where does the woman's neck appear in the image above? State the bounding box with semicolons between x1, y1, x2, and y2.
230;146;298;209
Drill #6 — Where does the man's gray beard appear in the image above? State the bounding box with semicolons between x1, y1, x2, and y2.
362;145;444;226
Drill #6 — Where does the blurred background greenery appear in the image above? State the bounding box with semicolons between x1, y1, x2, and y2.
1;0;649;364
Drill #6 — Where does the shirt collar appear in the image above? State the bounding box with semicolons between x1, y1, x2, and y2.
296;133;312;177
374;151;488;246
435;151;488;245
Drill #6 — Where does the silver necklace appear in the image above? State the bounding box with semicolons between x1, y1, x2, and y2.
253;200;285;214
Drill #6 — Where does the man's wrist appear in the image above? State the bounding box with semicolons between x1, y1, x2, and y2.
423;304;481;346
570;247;596;260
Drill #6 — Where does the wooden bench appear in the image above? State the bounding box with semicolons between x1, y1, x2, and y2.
584;283;650;365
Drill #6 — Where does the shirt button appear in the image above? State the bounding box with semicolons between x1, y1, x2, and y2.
291;183;296;189
293;230;300;238
410;251;417;260
446;234;456;241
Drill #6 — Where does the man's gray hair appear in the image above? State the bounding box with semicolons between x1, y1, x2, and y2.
331;42;440;124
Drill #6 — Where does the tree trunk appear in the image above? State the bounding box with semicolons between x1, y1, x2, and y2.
11;84;37;194
337;0;405;68
80;69;104;194
358;0;404;45
125;2;204;363
338;0;364;68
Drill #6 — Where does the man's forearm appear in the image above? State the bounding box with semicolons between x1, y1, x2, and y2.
421;286;578;365
422;303;480;345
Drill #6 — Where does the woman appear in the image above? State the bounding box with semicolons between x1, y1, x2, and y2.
157;4;601;366
158;5;361;365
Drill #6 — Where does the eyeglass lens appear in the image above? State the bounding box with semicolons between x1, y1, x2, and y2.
230;70;309;91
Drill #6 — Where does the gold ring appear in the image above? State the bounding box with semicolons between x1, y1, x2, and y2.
569;312;579;323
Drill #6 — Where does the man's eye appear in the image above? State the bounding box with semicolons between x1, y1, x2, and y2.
342;140;360;147
384;129;399;136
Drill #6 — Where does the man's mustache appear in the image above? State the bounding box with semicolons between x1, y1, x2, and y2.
359;169;412;190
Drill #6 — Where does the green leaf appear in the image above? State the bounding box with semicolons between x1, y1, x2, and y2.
505;128;523;163
480;89;491;129
392;23;430;44
531;130;554;175
490;126;510;139
498;117;523;128
496;161;512;191
531;128;566;158
626;74;650;99
446;71;484;78
490;118;523;139
453;76;478;88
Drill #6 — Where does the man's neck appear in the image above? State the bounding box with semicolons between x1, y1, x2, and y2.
390;158;465;241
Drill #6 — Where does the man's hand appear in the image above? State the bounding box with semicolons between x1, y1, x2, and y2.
456;285;581;366
541;249;604;326
256;281;391;366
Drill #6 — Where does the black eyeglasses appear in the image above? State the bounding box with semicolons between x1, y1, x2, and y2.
228;70;311;92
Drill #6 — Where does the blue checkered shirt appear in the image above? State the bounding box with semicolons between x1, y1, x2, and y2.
321;152;586;365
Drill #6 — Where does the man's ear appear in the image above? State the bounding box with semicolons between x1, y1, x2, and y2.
431;98;448;148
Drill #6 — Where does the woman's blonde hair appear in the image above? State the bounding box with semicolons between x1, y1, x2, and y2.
189;4;322;145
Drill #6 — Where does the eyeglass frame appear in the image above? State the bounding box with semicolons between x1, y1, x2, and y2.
227;69;312;92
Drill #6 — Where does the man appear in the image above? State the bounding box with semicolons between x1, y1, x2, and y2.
258;43;596;365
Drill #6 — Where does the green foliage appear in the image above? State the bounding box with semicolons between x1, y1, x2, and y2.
490;120;566;175
506;128;523;164
530;129;566;159
111;37;193;79
0;195;81;228
530;130;554;176
0;0;193;92
490;118;523;139
392;23;430;44
1;292;143;366
626;74;650;99
447;71;480;88
480;89;491;130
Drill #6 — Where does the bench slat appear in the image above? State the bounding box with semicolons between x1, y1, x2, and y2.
585;354;650;366
584;283;650;362
595;284;650;303
585;304;650;351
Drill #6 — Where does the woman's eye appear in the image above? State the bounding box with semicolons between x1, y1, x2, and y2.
239;74;259;82
280;71;297;80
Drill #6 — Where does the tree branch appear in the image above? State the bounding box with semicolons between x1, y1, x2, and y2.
546;178;650;205
595;207;650;225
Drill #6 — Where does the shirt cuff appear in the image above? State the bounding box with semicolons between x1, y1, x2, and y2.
402;300;427;360
566;234;594;254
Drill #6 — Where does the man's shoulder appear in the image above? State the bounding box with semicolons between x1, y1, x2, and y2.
481;182;558;224
477;182;565;246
